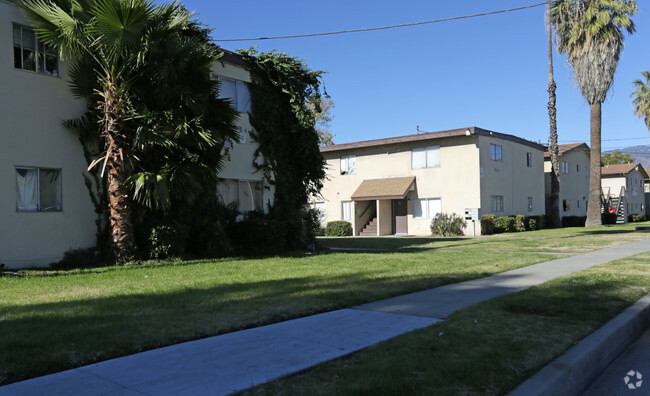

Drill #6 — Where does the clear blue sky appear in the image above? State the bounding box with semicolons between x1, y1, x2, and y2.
175;0;650;151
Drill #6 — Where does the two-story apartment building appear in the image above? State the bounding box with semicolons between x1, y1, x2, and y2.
1;0;270;268
601;163;647;222
544;143;590;218
316;127;546;236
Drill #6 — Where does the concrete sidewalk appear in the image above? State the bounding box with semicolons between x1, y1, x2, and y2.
2;238;649;396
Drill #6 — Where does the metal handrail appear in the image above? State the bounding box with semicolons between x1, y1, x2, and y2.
615;186;626;216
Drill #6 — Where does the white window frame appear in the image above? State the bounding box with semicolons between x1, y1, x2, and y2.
561;161;569;174
411;146;441;169
491;195;504;212
15;166;62;212
340;155;356;175
216;76;251;113
341;201;353;221
13;25;61;76
412;197;442;219
490;144;503;162
217;178;263;212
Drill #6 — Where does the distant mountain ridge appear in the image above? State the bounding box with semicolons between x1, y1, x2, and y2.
604;145;650;171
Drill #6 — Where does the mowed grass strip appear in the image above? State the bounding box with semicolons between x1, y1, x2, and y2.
319;222;650;253
244;251;650;395
1;249;551;385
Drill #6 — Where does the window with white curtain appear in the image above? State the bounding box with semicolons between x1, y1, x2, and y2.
411;146;440;169
341;201;352;221
491;195;504;212
340;155;356;175
217;77;251;113
412;198;442;219
217;179;262;211
16;167;62;212
561;161;569;174
490;144;502;161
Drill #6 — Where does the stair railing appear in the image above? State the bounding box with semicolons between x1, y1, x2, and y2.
616;186;626;217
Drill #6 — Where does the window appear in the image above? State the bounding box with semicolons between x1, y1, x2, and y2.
340;155;356;175
341;201;353;221
412;198;442;219
411;146;440;169
561;161;569;174
491;195;504;212
217;77;251;112
13;25;60;76
526;152;532;168
310;202;325;217
527;197;533;212
563;199;570;212
16;167;62;212
577;200;581;208
490;144;502;161
576;164;580;173
217;179;262;211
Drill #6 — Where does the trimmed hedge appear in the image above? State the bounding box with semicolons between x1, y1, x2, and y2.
543;214;560;228
228;215;286;256
525;215;544;231
325;221;353;237
494;216;516;233
481;215;495;235
602;213;618;225
561;216;586;228
631;214;647;223
482;214;546;235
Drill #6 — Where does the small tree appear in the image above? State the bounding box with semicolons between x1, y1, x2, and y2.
430;213;467;237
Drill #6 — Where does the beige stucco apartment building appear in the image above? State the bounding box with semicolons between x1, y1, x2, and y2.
544;143;590;218
316;127;546;236
601;163;648;222
1;1;269;268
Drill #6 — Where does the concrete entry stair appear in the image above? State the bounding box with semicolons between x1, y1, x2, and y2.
360;217;377;236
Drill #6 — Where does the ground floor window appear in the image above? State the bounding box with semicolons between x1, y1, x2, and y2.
412;197;441;219
217;179;263;212
527;197;533;212
16;167;62;212
341;201;352;221
563;199;570;212
491;195;504;213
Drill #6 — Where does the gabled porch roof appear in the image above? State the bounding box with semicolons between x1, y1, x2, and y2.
351;176;415;201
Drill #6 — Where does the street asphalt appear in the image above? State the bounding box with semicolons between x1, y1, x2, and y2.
1;238;649;395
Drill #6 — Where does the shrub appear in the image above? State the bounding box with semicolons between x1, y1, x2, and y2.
494;216;516;234
186;221;231;258
430;212;467;236
602;213;618;225
50;248;106;269
147;223;190;259
561;216;586;228
543;214;560;228
325;221;353;237
228;214;286;256
633;214;647;222
302;207;325;242
514;215;526;232
525;215;544;231
481;215;495;235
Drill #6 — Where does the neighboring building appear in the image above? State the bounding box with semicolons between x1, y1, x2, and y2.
1;0;269;268
316;127;546;236
645;177;650;216
544;143;590;218
601;163;648;222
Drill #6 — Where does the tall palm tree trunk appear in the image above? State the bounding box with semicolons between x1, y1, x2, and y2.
586;102;603;226
103;79;136;259
547;0;560;224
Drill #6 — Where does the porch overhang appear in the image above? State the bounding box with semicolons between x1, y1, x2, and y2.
351;176;415;201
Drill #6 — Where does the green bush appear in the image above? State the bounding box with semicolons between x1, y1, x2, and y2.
481;215;495;235
525;215;544;231
602;213;618;225
147;223;190;259
325;221;353;237
186;221;231;258
228;214;286;256
430;212;467;237
543;214;560;228
494;216;516;234
633;214;647;222
514;215;526;232
50;248;107;269
561;216;586;228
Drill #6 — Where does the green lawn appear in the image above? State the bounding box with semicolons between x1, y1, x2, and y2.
1;223;648;387
245;250;650;395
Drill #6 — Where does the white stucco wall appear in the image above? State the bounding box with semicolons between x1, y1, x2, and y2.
1;1;96;268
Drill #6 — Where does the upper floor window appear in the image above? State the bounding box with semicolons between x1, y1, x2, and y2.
490;144;502;162
412;146;440;169
16;167;62;212
561;161;569;174
217;77;251;112
13;25;60;76
526;152;532;168
340;155;356;175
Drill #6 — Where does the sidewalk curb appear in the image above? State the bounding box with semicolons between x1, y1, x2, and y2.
509;293;650;396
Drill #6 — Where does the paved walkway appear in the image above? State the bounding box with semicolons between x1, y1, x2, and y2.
2;239;650;396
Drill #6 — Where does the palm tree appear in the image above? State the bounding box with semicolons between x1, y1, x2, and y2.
550;0;637;226
19;0;237;259
546;0;560;224
632;70;650;131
